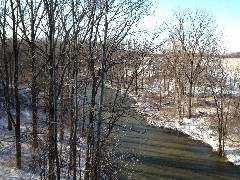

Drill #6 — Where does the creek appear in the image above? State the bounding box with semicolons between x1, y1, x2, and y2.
114;111;240;179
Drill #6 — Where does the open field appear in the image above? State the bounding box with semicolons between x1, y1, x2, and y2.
223;58;240;70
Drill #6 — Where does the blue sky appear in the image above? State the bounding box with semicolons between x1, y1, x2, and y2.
145;0;240;53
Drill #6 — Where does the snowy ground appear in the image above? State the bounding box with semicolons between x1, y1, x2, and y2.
0;88;86;179
0;111;40;179
0;156;39;180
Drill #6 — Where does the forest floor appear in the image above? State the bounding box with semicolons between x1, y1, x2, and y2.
0;88;86;179
0;88;40;179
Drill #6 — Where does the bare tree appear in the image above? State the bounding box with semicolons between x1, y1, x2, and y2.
17;0;45;152
206;59;230;156
0;0;15;131
42;0;60;178
160;9;222;118
83;0;151;178
9;0;22;169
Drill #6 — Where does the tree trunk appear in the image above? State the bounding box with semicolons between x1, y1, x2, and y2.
188;81;193;119
30;1;38;151
82;83;87;135
68;81;75;176
95;1;108;177
85;77;97;179
135;68;138;95
10;0;21;169
45;0;60;178
85;1;98;178
218;126;223;156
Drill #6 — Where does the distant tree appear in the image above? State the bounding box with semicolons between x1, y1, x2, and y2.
206;59;230;156
158;41;186;119
225;52;240;58
159;9;223;118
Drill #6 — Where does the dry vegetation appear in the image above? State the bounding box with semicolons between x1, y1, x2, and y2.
223;58;240;70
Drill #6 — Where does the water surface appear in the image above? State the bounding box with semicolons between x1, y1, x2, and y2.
114;112;240;179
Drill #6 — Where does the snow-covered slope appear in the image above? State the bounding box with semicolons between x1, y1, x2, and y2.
0;88;86;179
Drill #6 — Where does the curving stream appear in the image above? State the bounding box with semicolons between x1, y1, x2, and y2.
115;111;240;179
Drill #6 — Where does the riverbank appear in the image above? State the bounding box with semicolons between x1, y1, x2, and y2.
130;88;240;166
115;103;240;179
